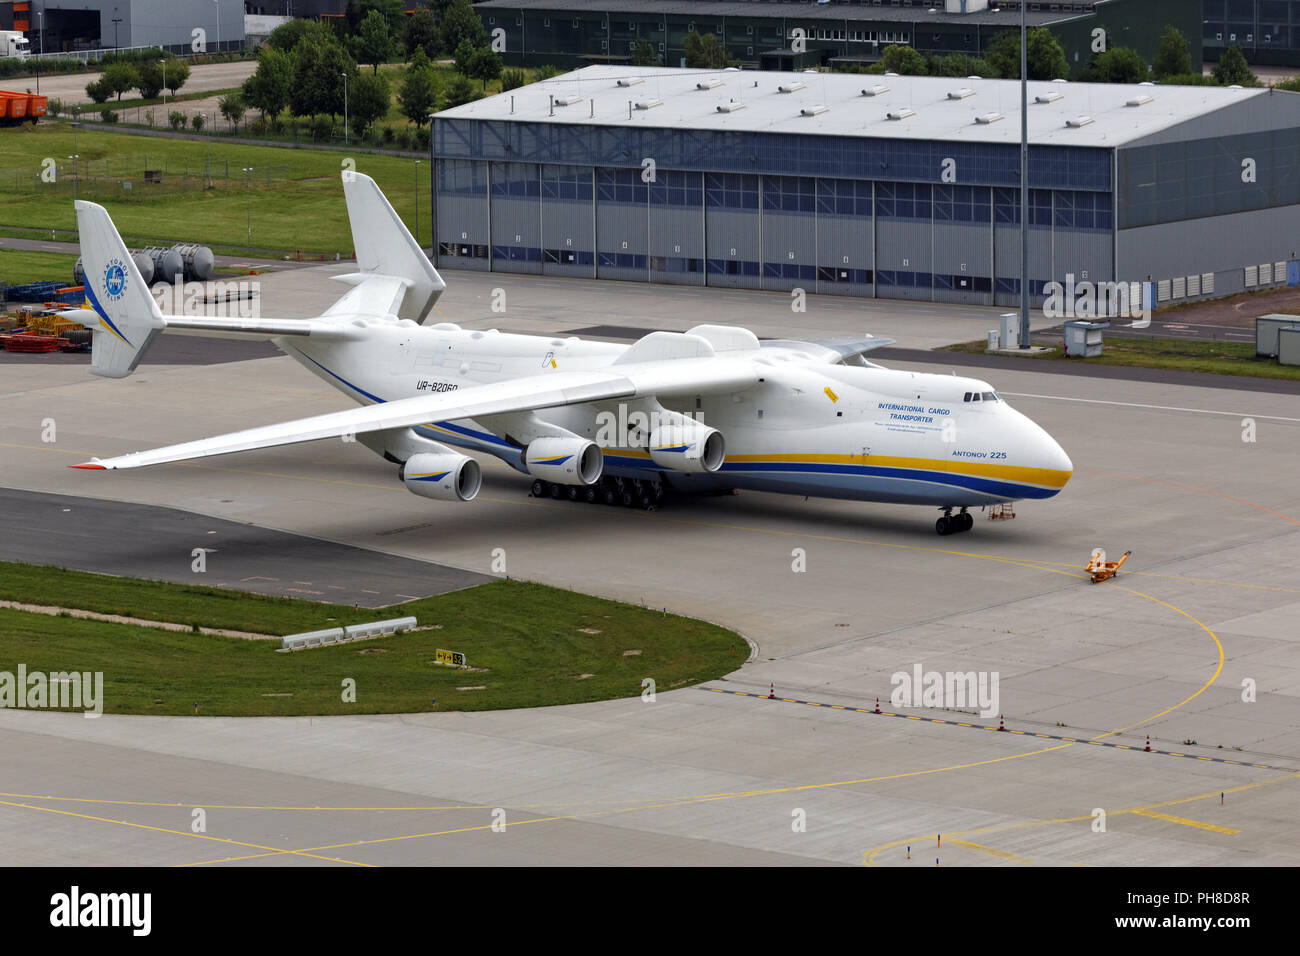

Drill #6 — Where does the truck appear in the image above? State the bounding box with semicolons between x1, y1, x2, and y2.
0;31;30;61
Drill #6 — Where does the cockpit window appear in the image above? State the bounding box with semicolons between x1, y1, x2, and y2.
982;391;997;402
972;392;981;402
963;392;972;402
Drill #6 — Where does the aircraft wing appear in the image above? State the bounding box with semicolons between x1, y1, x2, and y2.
762;336;896;362
71;358;759;471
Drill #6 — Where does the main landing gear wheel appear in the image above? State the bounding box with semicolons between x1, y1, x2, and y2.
531;479;547;498
935;508;974;536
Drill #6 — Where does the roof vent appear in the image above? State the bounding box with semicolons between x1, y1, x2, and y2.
553;95;582;107
975;111;1004;124
616;77;643;87
716;102;746;113
1035;91;1064;103
696;78;723;90
777;81;806;93
634;98;663;110
1065;115;1094;128
883;71;900;77
800;104;829;116
1125;94;1153;107
886;108;916;120
1138;81;1155;86
948;87;975;99
861;84;890;97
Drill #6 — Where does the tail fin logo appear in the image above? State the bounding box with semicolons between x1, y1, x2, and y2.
104;259;127;300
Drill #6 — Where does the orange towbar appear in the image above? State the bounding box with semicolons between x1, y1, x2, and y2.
1086;549;1131;583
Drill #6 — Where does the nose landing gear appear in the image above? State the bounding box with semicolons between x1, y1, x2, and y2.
936;507;974;536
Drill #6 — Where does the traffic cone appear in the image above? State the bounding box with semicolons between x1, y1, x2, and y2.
768;682;775;700
1144;735;1151;752
998;714;1007;731
874;697;881;714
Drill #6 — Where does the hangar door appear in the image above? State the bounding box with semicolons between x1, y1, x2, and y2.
814;178;874;297
705;173;760;290
489;162;541;275
648;170;704;286
595;167;648;283
434;159;489;272
539;164;594;278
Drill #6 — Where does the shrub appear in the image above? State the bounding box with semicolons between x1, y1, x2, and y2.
100;108;118;124
168;110;186;129
191;113;205;131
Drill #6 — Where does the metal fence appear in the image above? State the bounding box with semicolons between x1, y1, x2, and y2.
0;157;290;198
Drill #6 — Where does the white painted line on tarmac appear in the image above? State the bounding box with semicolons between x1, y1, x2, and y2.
1002;392;1300;422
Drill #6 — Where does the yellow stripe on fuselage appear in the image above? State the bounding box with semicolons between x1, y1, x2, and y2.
724;453;1071;489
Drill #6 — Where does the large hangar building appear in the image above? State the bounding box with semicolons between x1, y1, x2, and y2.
430;66;1300;309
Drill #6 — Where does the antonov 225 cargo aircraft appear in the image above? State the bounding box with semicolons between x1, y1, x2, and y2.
63;172;1071;536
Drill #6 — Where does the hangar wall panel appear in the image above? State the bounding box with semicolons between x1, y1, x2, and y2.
761;175;817;293
814;177;874;297
489;161;541;275
648;170;705;286
595;167;648;282
435;159;490;272
539;164;594;277
704;173;761;289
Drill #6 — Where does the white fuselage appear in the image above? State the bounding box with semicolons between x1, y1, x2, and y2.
276;321;1073;507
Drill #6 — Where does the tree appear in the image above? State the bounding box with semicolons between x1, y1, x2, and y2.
290;35;357;119
164;57;190;95
1081;46;1151;84
85;78;110;104
1213;45;1258;86
468;46;503;90
404;7;440;61
1158;72;1219;86
346;0;403;33
219;92;245;129
349;70;390;138
986;27;1068;80
439;0;487;55
932;53;995;78
399;47;438;126
500;67;528;92
354;9;397;74
267;17;333;53
1153;26;1192;79
629;40;659;67
879;44;927;75
442;72;480;108
242;45;293;121
136;60;165;99
191;113;204;131
683;31;736;69
101;62;140;102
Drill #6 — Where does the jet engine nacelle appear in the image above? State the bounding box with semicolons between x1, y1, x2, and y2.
400;452;482;502
524;436;603;486
648;421;726;473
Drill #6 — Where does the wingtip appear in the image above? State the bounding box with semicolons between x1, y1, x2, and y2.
69;461;107;470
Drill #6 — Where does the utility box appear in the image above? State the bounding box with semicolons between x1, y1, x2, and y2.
1279;327;1300;366
999;312;1018;349
1255;314;1300;357
1063;320;1109;357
